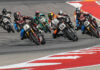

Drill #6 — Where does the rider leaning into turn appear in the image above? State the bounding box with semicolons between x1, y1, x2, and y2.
14;11;32;40
48;12;59;38
34;11;51;33
48;12;57;26
33;11;41;27
0;8;11;25
58;10;74;28
48;11;74;38
39;13;50;32
74;8;92;34
74;8;82;30
74;8;99;34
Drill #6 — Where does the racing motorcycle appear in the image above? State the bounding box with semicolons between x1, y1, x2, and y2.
85;14;98;28
52;16;78;41
23;20;46;45
83;18;100;38
2;13;15;33
37;14;51;33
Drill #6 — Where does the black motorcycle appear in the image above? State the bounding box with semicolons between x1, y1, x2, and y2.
23;21;46;45
83;18;100;38
58;16;78;41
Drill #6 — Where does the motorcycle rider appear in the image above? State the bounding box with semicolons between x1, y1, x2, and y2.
74;8;82;30
48;11;74;38
84;13;98;28
14;11;23;32
33;11;50;33
48;12;65;38
39;13;51;33
1;8;13;32
76;10;98;34
14;11;33;40
79;12;87;34
33;11;41;27
58;10;74;28
74;8;89;34
1;8;11;26
0;8;7;25
48;12;58;28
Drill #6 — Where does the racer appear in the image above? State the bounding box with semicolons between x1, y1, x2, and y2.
38;13;51;33
14;11;33;40
84;13;98;28
0;8;11;26
58;10;74;28
74;8;82;30
48;12;61;38
33;11;41;27
48;12;57;27
74;8;90;34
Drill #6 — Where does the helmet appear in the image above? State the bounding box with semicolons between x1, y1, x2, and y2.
14;11;21;20
14;12;17;19
16;11;21;16
35;11;40;16
76;8;80;11
76;8;81;14
2;8;7;15
51;12;54;16
58;10;63;15
48;12;54;20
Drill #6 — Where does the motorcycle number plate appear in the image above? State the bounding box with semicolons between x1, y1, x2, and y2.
59;23;66;30
84;21;90;27
23;24;30;31
3;18;9;23
40;17;46;23
52;19;59;26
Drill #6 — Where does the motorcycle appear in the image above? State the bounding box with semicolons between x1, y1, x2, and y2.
52;16;78;41
2;14;15;33
84;18;100;38
23;21;46;45
37;15;51;33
